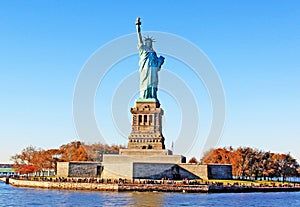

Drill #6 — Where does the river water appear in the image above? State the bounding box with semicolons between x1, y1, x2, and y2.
1;182;300;206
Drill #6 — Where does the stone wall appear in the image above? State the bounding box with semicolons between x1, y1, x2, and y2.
102;156;232;180
207;164;232;179
57;162;102;178
133;163;200;180
179;164;232;180
102;155;134;179
56;160;232;180
8;178;118;191
69;162;101;177
56;162;69;177
179;164;208;180
102;154;185;180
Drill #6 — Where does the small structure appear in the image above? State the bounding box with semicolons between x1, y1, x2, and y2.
0;164;16;176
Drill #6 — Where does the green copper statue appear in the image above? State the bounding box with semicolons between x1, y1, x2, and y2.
136;17;165;100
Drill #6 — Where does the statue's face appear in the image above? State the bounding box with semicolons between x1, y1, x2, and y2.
145;40;152;48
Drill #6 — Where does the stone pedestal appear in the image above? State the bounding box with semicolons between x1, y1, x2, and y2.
128;99;165;150
102;153;186;179
100;98;189;180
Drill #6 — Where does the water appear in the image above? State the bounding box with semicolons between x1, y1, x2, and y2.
1;182;300;206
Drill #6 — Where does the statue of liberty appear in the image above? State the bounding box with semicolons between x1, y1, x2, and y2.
136;17;165;100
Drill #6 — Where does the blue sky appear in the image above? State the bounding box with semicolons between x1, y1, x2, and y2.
0;1;299;163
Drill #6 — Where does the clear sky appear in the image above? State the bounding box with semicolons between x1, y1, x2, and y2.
0;1;299;163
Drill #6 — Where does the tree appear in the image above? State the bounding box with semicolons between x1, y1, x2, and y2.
272;153;299;182
11;146;37;166
11;146;39;174
59;141;91;162
10;141;127;175
201;146;299;181
201;147;233;165
188;157;198;163
18;165;38;175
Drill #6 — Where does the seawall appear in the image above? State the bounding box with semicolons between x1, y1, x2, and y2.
119;184;209;193
0;177;9;184
208;185;300;193
2;178;300;193
6;178;118;191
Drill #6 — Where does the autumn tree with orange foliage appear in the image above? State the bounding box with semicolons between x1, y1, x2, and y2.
82;143;125;162
188;157;198;163
201;147;299;181
11;146;40;174
58;141;91;162
11;141;125;175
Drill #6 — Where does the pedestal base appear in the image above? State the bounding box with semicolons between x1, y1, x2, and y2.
102;152;186;180
128;100;165;150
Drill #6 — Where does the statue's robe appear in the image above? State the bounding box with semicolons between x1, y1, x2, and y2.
138;43;164;99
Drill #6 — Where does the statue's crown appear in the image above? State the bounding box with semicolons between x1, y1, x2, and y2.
144;36;156;42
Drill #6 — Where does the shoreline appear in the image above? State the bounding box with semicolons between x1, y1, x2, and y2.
2;178;300;193
0;177;118;191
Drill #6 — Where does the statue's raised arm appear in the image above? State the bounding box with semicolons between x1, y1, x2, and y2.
136;17;143;45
